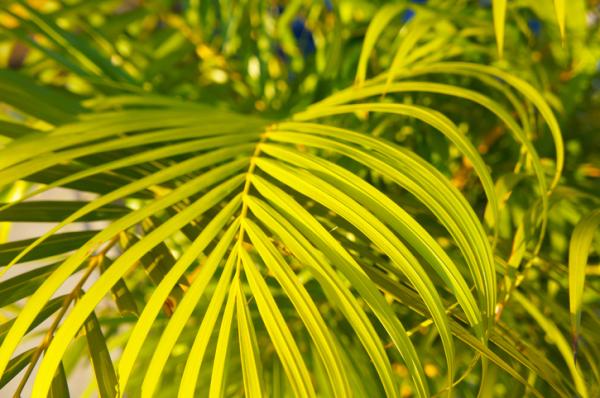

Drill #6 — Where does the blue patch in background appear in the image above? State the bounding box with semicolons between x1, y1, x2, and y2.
292;17;316;55
402;8;416;23
528;19;542;36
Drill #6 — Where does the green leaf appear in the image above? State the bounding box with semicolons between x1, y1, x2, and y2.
515;291;588;398
0;231;99;266
28;175;245;398
119;230;187;315
245;194;402;398
0;296;65;344
274;123;496;330
493;0;507;58
0;4;593;395
0;347;35;389
99;258;139;317
49;362;70;398
239;248;317;398
0;201;130;222
250;177;423;397
554;0;566;41
355;3;406;85
0;70;82;124
12;0;138;86
235;279;265;397
569;209;600;345
259;143;480;330
244;219;352;396
118;202;241;394
0;262;60;307
0;145;251;280
296;101;500;246
178;244;239;397
0;120;42;140
208;277;237;398
402;62;564;191
255;157;456;389
84;312;118;398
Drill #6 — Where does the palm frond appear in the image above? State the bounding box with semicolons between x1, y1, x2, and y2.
1;0;599;397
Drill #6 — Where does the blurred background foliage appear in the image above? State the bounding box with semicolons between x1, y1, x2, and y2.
1;0;599;192
0;0;600;397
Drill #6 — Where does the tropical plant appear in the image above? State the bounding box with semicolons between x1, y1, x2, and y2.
0;0;599;397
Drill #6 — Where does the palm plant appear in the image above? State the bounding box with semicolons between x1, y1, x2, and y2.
0;0;599;397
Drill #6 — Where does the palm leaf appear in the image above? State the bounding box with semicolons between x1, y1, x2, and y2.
0;1;597;397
